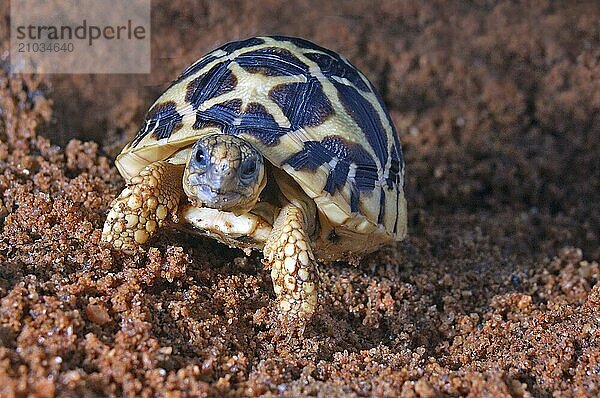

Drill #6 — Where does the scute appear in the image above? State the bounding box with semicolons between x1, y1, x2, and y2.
118;35;406;242
269;78;335;128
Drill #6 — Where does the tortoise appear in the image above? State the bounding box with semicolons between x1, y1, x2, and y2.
102;36;407;328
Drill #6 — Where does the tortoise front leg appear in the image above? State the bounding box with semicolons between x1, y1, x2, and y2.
264;203;319;331
102;161;184;253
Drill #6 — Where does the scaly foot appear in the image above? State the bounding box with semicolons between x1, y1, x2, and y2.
264;203;319;332
102;161;184;253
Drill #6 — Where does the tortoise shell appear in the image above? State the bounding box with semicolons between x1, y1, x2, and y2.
117;36;407;252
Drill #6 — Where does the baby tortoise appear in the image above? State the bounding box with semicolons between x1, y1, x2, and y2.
102;36;407;330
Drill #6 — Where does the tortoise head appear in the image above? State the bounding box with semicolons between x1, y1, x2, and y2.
183;134;266;214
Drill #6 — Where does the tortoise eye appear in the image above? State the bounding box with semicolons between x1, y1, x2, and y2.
241;159;257;178
195;148;207;167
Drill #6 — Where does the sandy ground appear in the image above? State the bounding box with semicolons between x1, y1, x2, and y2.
0;1;599;396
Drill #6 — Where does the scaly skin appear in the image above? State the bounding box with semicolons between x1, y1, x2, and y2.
264;203;319;330
102;161;183;253
183;134;265;214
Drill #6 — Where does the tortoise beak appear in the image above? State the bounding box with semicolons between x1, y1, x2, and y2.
206;160;240;192
185;169;244;210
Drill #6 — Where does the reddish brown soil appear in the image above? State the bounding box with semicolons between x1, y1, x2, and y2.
0;1;599;397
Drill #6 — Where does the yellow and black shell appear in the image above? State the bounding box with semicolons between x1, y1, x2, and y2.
117;36;407;248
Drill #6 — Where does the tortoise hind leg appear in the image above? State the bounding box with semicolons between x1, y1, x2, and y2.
264;202;319;332
102;161;184;253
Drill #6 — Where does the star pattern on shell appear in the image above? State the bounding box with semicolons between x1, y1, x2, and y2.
125;36;406;237
197;62;307;129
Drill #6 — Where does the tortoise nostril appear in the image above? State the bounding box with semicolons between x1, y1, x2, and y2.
212;161;232;176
